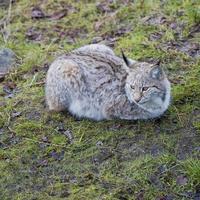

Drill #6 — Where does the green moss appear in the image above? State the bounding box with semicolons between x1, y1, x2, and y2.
51;134;68;145
183;159;200;186
184;1;200;24
193;121;200;134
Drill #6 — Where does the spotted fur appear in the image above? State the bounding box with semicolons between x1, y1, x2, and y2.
45;44;171;120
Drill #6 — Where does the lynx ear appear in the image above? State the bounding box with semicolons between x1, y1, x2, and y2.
150;66;163;80
121;49;131;67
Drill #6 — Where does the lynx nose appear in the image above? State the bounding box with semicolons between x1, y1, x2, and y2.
134;93;142;103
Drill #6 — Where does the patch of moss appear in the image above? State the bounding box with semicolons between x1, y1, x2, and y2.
183;159;200;186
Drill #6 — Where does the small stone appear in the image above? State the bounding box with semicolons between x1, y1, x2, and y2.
31;7;46;19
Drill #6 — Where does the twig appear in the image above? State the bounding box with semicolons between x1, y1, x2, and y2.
26;73;45;88
30;81;45;87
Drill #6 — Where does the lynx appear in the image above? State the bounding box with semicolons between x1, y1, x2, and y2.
45;44;171;120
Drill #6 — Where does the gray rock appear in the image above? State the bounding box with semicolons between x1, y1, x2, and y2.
0;48;16;80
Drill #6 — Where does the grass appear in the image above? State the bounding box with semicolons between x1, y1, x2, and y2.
0;0;200;199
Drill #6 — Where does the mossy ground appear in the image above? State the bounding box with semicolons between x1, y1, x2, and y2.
0;0;200;199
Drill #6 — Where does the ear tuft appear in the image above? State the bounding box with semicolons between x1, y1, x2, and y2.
121;49;130;67
150;66;163;80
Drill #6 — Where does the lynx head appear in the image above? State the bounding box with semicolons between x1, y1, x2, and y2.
121;51;171;117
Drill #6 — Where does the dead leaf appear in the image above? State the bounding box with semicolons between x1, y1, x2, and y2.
31;7;46;19
26;27;42;41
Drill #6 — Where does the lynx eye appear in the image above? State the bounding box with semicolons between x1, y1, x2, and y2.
142;87;149;92
130;85;135;89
